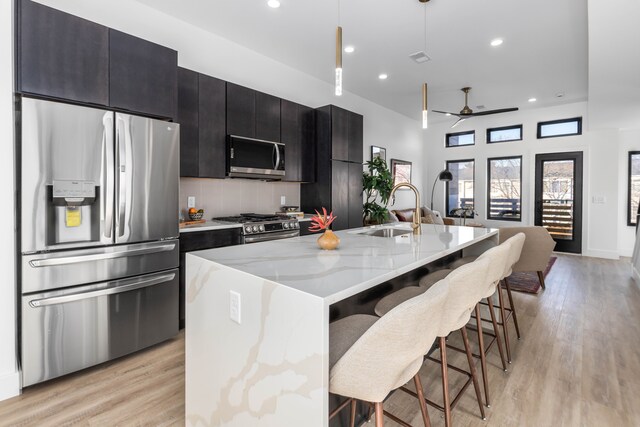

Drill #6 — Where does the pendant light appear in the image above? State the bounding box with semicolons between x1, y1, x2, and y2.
336;26;343;96
422;83;428;129
420;0;430;128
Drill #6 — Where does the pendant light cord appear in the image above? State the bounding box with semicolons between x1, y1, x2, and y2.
424;4;427;52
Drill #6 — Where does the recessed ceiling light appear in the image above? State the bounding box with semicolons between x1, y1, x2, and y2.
528;97;537;103
344;46;355;53
267;0;280;8
556;92;565;98
490;38;503;47
445;113;451;116
378;73;388;80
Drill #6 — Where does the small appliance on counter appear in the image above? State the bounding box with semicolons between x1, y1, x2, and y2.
19;97;180;387
279;206;304;219
213;213;299;243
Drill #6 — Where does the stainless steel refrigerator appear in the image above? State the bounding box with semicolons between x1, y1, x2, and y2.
19;97;180;387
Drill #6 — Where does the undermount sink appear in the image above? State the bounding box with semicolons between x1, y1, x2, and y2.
361;227;413;238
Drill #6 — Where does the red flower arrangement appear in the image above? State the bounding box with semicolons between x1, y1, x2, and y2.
309;208;337;233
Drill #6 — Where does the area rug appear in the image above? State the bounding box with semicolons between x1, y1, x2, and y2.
505;257;557;294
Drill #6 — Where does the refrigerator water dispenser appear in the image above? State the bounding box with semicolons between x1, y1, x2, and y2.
47;180;99;245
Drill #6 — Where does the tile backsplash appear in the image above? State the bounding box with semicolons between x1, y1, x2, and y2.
180;178;301;219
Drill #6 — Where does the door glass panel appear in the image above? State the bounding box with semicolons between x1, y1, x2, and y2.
541;160;574;240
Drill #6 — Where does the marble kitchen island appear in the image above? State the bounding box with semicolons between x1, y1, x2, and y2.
185;224;498;426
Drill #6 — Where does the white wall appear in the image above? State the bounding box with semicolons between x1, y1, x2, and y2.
0;0;18;400
34;0;424;210
424;101;625;259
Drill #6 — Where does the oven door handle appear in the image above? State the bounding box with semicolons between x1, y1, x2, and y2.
244;230;299;244
28;273;176;308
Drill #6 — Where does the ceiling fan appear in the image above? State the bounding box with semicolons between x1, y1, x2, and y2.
433;87;519;128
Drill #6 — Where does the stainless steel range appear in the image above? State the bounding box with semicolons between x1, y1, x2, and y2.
213;213;300;244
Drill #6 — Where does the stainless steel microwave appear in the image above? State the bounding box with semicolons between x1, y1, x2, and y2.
227;135;285;180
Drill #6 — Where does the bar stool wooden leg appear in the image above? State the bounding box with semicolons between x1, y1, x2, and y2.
487;295;508;370
498;282;511;363
439;336;453;427
375;402;384;427
461;326;486;420
503;278;522;339
474;304;490;407
413;374;432;427
349;398;356;427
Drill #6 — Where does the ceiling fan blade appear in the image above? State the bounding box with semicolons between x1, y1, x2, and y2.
469;107;519;117
450;117;468;128
432;110;461;117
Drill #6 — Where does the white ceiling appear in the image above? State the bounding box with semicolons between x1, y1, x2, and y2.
137;0;588;122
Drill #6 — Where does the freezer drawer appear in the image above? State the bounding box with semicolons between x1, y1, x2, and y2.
22;239;179;294
21;269;179;387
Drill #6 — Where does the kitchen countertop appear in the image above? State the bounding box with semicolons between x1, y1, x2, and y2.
179;220;242;233
189;223;498;304
185;223;498;426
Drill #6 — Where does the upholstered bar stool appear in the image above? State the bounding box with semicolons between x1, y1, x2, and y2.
329;279;449;427
374;259;491;427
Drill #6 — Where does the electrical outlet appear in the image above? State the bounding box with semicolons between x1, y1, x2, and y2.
188;196;196;208
229;291;241;324
280;196;286;205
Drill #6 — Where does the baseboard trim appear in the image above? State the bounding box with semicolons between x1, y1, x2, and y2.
583;249;620;260
0;371;20;402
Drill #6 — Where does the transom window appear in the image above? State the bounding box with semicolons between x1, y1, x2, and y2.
628;151;640;226
537;117;582;139
445;159;475;217
446;130;475;147
487;124;522;143
487;156;522;221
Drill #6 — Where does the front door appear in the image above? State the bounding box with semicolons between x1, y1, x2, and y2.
534;152;583;253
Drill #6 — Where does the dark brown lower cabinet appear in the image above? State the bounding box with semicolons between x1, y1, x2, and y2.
178;228;242;328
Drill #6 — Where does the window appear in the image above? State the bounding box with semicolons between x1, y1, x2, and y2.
537;117;582;139
628;151;640;226
487;156;522;221
487;124;522;143
446;160;475;217
446;130;475;147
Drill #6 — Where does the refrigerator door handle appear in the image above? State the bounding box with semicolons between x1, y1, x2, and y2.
28;272;176;307
28;243;177;267
115;115;127;238
102;113;114;241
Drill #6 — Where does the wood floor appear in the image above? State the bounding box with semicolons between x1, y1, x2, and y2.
1;254;639;426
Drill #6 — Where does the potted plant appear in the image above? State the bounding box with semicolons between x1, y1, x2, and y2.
362;157;393;225
309;208;340;250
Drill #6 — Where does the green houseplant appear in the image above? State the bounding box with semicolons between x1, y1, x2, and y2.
362;157;394;224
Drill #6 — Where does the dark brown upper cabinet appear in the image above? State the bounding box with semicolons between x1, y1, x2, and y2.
281;100;315;182
226;83;256;138
226;83;281;141
326;105;363;163
177;68;199;177
177;68;226;178
255;92;280;141
17;0;109;105
109;30;177;120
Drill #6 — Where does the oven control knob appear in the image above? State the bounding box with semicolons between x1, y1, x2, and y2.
292;222;298;229
283;223;289;229
252;225;259;232
259;225;265;232
245;226;252;233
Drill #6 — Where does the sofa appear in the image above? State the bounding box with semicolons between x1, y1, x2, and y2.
389;207;455;226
